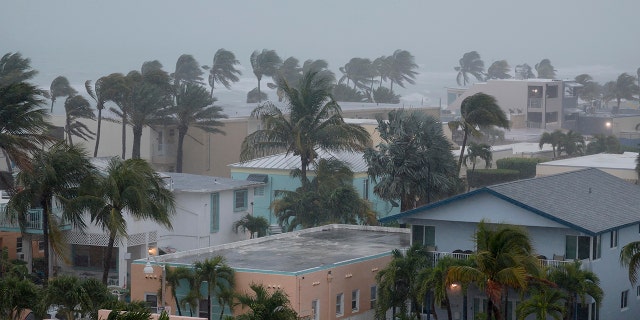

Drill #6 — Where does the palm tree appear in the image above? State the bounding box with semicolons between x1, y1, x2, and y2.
373;55;390;89
455;51;484;86
0;52;53;172
62;94;95;146
607;73;639;113
86;79;108;157
621;241;640;286
0;276;40;320
161;82;227;172
241;69;371;183
173;54;204;85
515;64;535;80
234;283;298;320
206;48;241;97
365;109;459;211
164;266;194;316
43;276;91;320
586;134;620;154
446;221;540;320
193;256;235;320
7;143;95;283
486;60;512;80
448;93;509;173
516;287;566;320
339;57;375;91
84;157;175;284
418;256;469;320
49;76;77;112
250;49;282;103
375;244;430;319
464;142;492;191
232;213;269;238
387;49;418;93
535;59;556;79
548;261;602;320
558;130;585;157
538;130;565;158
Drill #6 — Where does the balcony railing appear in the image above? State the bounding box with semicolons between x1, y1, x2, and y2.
528;98;543;108
0;204;70;233
425;250;573;268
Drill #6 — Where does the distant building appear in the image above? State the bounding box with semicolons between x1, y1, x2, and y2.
131;224;410;320
536;152;638;182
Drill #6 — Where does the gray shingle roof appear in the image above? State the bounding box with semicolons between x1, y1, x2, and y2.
228;149;368;173
160;172;262;193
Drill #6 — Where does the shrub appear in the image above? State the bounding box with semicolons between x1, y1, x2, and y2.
467;169;520;188
495;158;544;179
373;87;400;104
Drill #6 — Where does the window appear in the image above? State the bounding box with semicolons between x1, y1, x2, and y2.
352;289;360;312
254;186;265;197
145;294;158;313
198;299;208;318
370;285;377;309
311;299;319;320
38;241;44;251
234;189;248;212
210;193;219;233
546;85;558;98
610;230;618;248
621;290;629;309
592;235;601;260
637;285;640;298
16;237;22;254
412;225;435;248
362;179;369;200
336;293;344;316
566;235;591;260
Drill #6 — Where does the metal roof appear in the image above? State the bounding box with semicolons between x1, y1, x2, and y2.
160;172;263;193
229;149;369;173
381;168;640;235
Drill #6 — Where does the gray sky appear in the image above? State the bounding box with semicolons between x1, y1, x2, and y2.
1;0;639;105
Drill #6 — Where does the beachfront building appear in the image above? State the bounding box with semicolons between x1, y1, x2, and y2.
379;168;640;319
131;224;410;320
447;79;581;131
536;151;638;182
229;149;400;228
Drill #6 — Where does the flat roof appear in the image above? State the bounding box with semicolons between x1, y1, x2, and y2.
537;152;638;170
140;224;410;275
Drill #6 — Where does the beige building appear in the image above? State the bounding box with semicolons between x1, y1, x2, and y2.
536;152;638;182
131;224;410;320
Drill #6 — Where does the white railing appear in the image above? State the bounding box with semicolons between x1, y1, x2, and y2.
0;205;69;231
426;250;573;269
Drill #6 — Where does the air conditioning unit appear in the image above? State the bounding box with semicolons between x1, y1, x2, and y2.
17;253;25;260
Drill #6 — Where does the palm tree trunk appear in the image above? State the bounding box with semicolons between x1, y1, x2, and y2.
390;80;394;93
457;129;469;173
176;128;187;173
300;156;310;187
93;109;102;157
41;197;50;286
102;229;116;285
468;162;476;192
431;297;438;320
257;77;262;103
207;294;212;320
121;113;127;159
175;296;182;316
131;125;143;159
445;294;453;320
2;149;12;174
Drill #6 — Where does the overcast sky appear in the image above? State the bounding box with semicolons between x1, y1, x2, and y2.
1;0;638;104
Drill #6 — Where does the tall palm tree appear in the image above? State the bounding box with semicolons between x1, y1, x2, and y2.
49;76;77;112
538;130;565;159
234;283;298;320
7;143;96;283
376;244;430;319
516;287;566;320
455;51;484;86
535;59;556;79
464;142;493;191
606;73;639;113
548;261;602;320
84;157;175;284
448;93;509;173
387;49;418;93
515;64;535;80
62;94;95;146
558;130;585;157
250;49;282;103
339;57;375;91
193;256;235;320
99;72;131;159
164;266;194;316
446;221;540;320
0;52;53;172
486;60;512;80
232;213;269;238
206;48;241;97
373;55;390;89
621;240;640;286
86;79;108;157
173;54;204;85
241;69;371;183
161;82;227;172
418;256;470;320
365;109;459;211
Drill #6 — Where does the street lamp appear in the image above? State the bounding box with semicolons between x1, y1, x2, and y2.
143;257;166;313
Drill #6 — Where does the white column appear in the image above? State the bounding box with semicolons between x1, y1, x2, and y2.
118;237;128;287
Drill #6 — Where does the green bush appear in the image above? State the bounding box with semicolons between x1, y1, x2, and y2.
467;169;520;188
495;158;544;179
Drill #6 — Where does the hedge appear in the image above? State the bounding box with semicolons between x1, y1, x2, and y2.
467;169;520;188
495;157;544;179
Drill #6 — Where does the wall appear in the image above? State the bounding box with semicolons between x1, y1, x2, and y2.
536;164;637;182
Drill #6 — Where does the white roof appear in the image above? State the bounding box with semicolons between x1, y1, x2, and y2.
229;149;369;173
537;152;638;170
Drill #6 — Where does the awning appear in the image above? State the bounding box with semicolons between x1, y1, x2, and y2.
247;174;268;183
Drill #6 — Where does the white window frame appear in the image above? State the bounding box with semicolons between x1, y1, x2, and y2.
311;299;320;320
336;292;344;316
621;290;629;309
610;230;618;248
145;293;158;314
352;289;360;312
234;189;248;212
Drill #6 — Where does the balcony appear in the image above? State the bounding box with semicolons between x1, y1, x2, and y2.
426;250;573;268
528;98;543;108
0;204;71;233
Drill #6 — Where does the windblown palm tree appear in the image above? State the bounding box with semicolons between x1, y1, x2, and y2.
206;48;241;97
455;51;485;86
605;73;639;113
0;276;40;320
539;130;565;159
241;69;371;183
62;94;95;146
0;52;53;172
84;157;175;284
164;266;194;316
193;256;235;320
515;64;535;80
161;82;227;172
558;130;585;157
535;59;556;79
7;143;96;283
173;54;204;85
86;78;108;157
250;49;282;103
387;50;418;93
486;60;511;80
464;142;493;191
548;261;602;320
339;57;375;91
235;283;298;320
621;240;640;288
447;221;540;320
49;76;77;112
448;93;509;172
